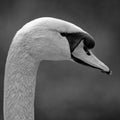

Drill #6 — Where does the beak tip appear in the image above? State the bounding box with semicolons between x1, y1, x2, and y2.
101;69;112;75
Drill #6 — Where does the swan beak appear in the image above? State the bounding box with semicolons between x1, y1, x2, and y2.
71;43;112;75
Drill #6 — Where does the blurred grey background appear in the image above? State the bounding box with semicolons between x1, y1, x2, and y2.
0;0;120;120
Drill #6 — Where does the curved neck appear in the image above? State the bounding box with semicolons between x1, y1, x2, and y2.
4;44;40;120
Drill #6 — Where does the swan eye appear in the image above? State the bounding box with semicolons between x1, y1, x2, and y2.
83;46;91;55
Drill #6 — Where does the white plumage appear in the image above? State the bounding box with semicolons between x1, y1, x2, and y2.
4;17;110;120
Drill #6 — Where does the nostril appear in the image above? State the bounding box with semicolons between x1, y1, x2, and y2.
83;46;91;55
86;51;91;55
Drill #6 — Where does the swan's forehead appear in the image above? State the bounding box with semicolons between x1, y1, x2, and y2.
23;17;86;34
42;18;82;33
47;19;86;33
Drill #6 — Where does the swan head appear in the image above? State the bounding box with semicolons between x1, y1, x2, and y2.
15;17;111;74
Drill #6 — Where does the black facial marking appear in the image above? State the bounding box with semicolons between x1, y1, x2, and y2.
60;32;82;52
83;34;95;49
60;32;95;53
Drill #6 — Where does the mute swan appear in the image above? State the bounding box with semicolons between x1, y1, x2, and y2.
4;17;111;120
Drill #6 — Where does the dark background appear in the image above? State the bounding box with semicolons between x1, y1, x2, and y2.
0;0;120;120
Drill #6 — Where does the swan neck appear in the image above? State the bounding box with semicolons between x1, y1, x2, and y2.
4;44;40;120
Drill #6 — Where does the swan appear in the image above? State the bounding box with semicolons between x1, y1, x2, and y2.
4;17;111;120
